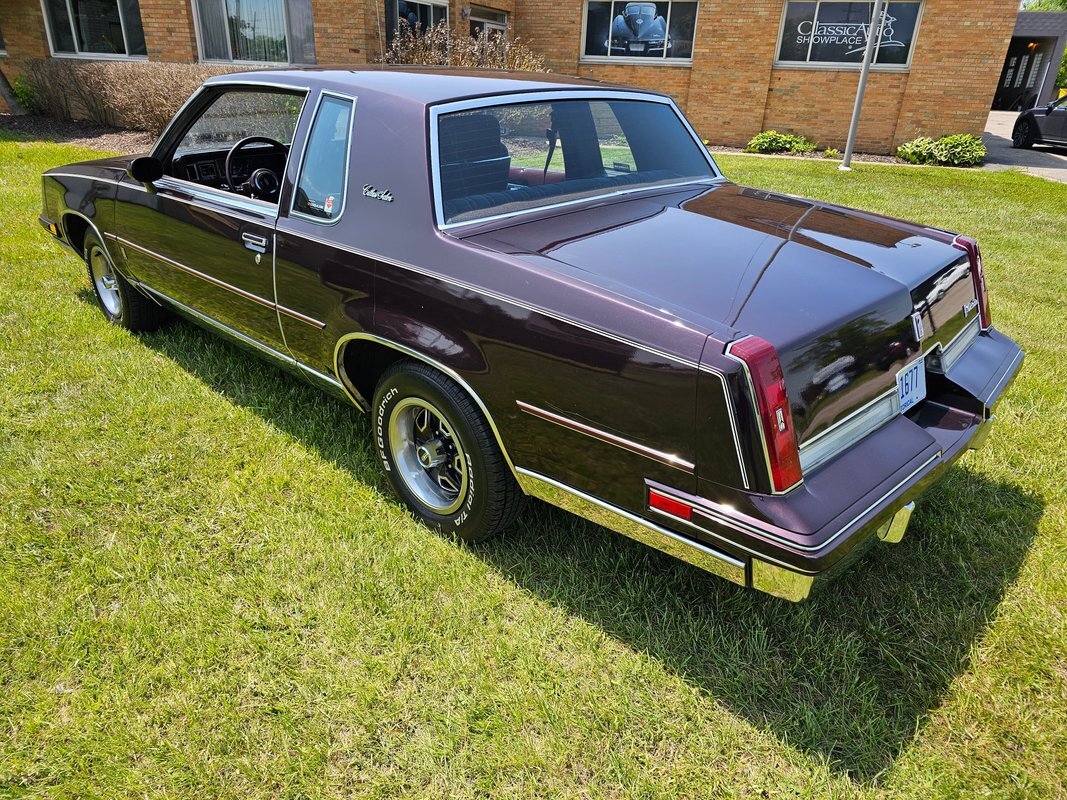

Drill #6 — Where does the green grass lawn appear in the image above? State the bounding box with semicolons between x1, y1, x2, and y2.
1;132;1065;799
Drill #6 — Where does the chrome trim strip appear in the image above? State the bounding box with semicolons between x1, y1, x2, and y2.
987;348;1024;402
428;89;723;231
656;450;942;554
723;336;803;495
155;177;279;218
516;468;747;586
111;234;325;329
799;387;899;474
933;315;981;374
287;90;357;227
136;283;342;389
516;400;695;474
332;332;520;482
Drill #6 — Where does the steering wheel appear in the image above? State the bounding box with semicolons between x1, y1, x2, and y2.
224;136;286;201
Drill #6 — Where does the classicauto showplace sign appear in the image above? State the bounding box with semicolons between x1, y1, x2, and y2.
777;1;922;66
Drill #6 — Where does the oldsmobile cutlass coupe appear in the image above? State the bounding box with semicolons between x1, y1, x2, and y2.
41;68;1023;600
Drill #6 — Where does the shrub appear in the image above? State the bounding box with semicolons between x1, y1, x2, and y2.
822;147;841;159
11;77;41;113
19;59;244;134
897;134;985;167
383;21;547;71
932;134;986;167
896;136;937;165
744;130;816;155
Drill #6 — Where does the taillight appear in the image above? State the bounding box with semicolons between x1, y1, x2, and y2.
726;336;803;494
953;235;991;329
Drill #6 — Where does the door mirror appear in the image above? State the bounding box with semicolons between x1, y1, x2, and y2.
127;156;164;184
1047;102;1058;114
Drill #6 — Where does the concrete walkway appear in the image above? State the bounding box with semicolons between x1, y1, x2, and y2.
983;110;1067;184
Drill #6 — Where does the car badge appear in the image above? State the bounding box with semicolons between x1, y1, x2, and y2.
363;184;394;203
911;311;925;341
963;298;979;318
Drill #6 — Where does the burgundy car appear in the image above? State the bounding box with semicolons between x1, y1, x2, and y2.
39;68;1023;600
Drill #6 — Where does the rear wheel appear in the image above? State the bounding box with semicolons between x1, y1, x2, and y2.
372;361;523;542
85;231;167;332
1012;120;1035;149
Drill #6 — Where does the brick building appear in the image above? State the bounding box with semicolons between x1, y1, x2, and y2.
0;0;1020;152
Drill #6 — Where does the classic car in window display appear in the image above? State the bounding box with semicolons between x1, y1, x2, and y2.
40;68;1023;601
608;3;671;56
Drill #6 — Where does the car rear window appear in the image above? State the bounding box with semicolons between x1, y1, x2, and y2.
435;98;715;226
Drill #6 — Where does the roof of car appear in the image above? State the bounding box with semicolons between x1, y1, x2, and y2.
203;66;663;106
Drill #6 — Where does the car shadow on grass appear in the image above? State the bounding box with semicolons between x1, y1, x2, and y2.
133;312;1042;785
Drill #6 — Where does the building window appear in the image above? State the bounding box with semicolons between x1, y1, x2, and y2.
193;0;316;64
470;6;507;37
0;25;7;54
42;0;148;57
775;1;922;68
582;1;698;64
387;0;449;44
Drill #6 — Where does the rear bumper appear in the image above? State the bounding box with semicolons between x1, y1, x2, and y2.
655;327;1023;600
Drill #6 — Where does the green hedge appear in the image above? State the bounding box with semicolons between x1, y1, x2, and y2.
744;130;816;155
896;134;986;167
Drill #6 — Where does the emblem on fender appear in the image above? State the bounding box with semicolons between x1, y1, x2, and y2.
363;184;394;202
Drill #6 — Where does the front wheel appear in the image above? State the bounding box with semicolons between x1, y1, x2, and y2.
1012;120;1035;149
372;361;523;542
85;231;167;331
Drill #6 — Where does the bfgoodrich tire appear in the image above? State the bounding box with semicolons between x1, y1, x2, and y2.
85;231;167;332
372;361;523;542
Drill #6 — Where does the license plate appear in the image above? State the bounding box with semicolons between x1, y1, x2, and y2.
897;358;927;414
629;43;645;52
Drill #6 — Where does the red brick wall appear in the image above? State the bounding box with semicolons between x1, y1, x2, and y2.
139;0;198;61
513;0;1019;152
0;0;1019;152
0;0;50;111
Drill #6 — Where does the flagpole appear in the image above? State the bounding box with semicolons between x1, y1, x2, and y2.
840;0;887;171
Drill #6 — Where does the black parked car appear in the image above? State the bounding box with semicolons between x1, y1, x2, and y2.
608;3;671;57
40;68;1023;601
1012;94;1067;149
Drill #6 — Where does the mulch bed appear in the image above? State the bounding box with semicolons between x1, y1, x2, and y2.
0;113;155;152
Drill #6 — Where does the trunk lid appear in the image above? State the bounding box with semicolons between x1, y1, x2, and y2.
464;182;978;443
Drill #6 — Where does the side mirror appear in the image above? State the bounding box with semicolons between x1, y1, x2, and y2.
127;156;163;184
1047;103;1058;114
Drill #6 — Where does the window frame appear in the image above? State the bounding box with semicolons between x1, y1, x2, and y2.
772;0;925;72
288;89;357;226
191;0;304;66
38;0;149;61
391;0;449;39
150;81;311;218
578;0;699;68
428;90;722;231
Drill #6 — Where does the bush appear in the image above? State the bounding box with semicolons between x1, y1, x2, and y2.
11;77;41;113
822;147;840;159
744;130;816;155
932;133;986;167
896;137;937;164
897;134;985;167
383;21;547;71
19;59;244;134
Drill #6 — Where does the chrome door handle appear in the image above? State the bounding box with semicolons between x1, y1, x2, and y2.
242;232;269;252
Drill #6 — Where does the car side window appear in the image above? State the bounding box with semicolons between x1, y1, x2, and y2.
175;90;303;155
292;94;354;222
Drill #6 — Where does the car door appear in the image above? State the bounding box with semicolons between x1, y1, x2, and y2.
1045;96;1067;142
272;91;372;379
114;86;306;352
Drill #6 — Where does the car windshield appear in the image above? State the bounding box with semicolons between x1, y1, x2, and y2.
436;98;716;226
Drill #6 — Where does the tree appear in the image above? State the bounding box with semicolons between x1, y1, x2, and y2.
1021;0;1067;10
